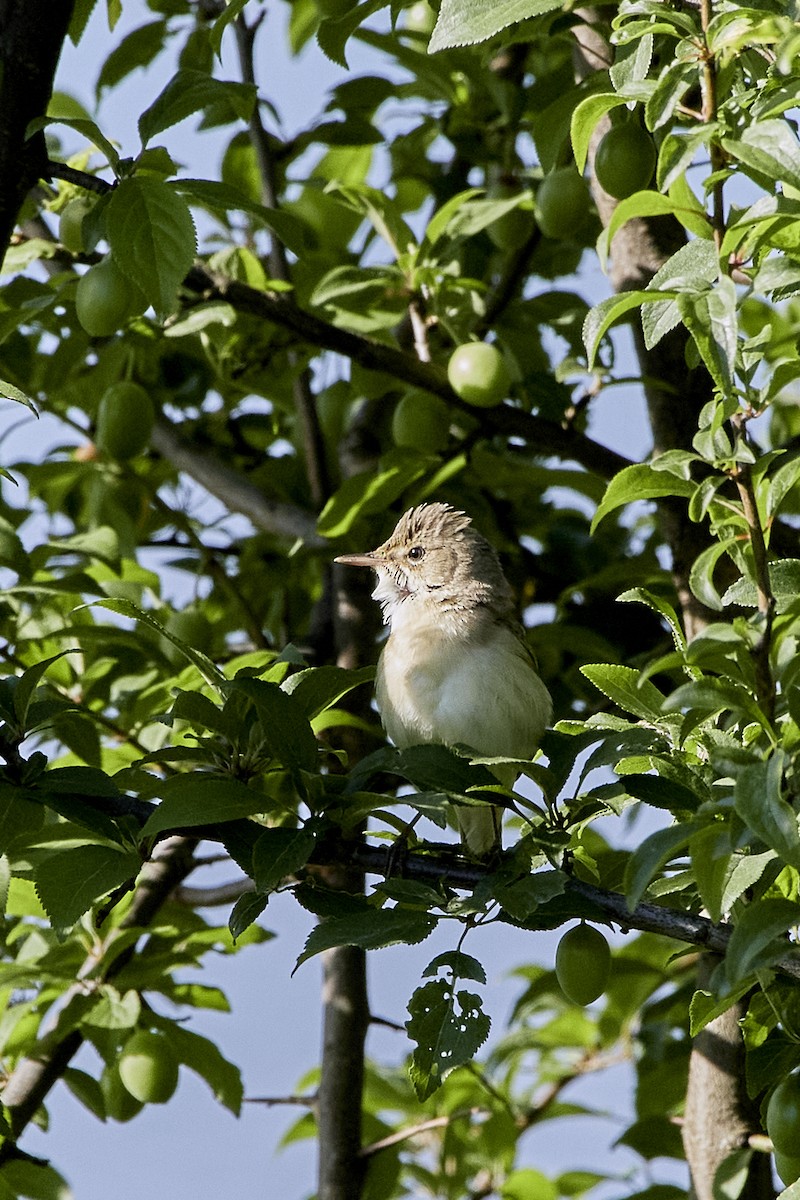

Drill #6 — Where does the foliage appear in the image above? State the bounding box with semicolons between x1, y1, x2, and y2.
1;0;800;1196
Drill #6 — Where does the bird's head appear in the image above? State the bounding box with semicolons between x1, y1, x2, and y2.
335;502;514;629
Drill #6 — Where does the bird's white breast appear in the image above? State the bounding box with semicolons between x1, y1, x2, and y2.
375;618;551;758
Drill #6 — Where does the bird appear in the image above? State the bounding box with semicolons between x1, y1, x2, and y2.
335;502;552;856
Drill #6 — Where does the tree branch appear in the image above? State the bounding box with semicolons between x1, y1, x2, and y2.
0;1;76;262
151;418;326;546
0;836;198;1148
183;266;632;481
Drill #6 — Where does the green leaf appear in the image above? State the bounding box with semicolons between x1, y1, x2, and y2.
725;898;800;985
624;823;698;910
319;456;429;539
722;560;800;613
591;463;695;531
429;0;562;51
141;774;269;837
295;908;437;969
423;951;486;983
12;649;79;730
601;192;709;262
722;120;800;193
34;844;141;932
282;665;374;721
229;676;318;772
581;664;668;722
583;291;663;369
159;1021;243;1114
680;277;738;396
0;786;44;854
175;179;308;256
689;538;738;612
0;378;38;412
138;69;256;144
81;986;141;1030
251;828;315;894
105;176;196;317
617;587;687;655
406;979;490;1100
663;678;769;733
28;115;120;168
734;754;800;869
82;597;224;689
228;891;268;941
570;93;628;173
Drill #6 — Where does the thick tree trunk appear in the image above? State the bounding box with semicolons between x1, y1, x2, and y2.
571;15;773;1200
683;960;775;1200
0;0;75;263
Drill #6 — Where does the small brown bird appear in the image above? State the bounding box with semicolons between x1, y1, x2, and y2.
335;502;552;855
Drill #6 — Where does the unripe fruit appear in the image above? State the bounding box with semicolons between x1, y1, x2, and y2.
96;382;155;461
76;256;144;338
594;122;657;200
767;1074;800;1155
102;1062;145;1122
487;182;536;252
59;196;95;254
392;391;450;452
555;923;611;1005
118;1031;179;1105
536;168;591;241
447;343;510;408
775;1151;800;1186
404;0;436;33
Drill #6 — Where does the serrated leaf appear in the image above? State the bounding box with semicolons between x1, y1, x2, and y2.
726;898;800;986
105;176;196;317
583;291;660;368
581;664;668;722
28;115;120;168
228;891;268;941
0;786;44;854
0;378;38;411
734;754;800;869
138;69;256;144
601;192;709;263
722;560;800;612
570;93;628;173
406;979;490;1100
141;774;269;837
591;463;695;531
689;538;738;612
229;676;318;772
12;649;79;729
618;587;687;654
423;951;486;983
282;665;374;721
81;986;141;1030
722;120;800;193
251;828;315;893
624;823;698;910
174;179;307;256
34;844;141;933
663;677;769;732
81;597;224;689
429;0;561;51
295;908;437;969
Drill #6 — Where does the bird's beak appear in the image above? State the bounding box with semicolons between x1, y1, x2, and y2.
334;553;378;569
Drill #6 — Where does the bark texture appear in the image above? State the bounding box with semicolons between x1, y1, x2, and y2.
0;0;75;262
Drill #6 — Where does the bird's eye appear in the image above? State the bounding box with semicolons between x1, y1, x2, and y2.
408;546;425;562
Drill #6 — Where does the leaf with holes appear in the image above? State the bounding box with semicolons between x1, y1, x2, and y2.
406;979;490;1100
